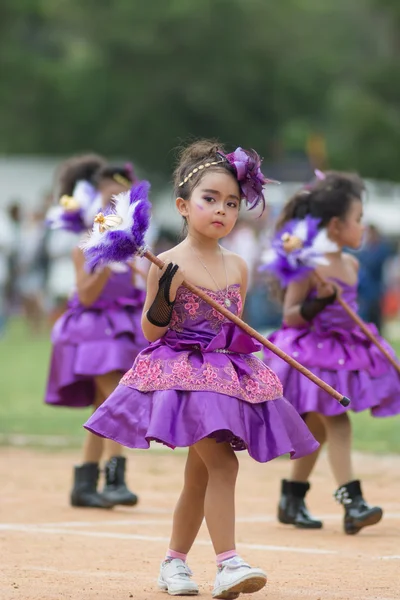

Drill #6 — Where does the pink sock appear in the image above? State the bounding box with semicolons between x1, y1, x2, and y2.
216;549;238;565
165;549;187;562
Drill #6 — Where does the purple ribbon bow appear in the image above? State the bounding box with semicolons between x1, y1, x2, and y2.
221;147;276;211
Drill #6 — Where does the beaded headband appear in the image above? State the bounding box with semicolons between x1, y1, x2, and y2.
178;159;225;187
177;147;277;211
113;173;132;188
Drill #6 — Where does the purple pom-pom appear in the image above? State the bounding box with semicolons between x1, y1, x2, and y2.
259;216;330;286
46;207;86;233
81;180;152;271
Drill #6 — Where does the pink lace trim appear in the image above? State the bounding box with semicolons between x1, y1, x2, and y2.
121;353;283;404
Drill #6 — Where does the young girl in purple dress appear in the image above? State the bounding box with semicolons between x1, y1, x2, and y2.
45;155;146;509
263;172;400;534
84;140;318;598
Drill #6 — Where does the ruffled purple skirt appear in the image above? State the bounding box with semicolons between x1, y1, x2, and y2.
45;308;147;408
84;385;319;463
264;324;400;417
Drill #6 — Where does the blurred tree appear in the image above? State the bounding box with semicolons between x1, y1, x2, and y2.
0;0;399;181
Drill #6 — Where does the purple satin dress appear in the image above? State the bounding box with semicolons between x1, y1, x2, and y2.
264;279;400;417
85;284;319;463
45;270;147;408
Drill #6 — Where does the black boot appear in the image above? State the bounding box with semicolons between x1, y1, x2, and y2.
102;456;138;507
334;480;383;535
278;479;323;529
70;463;113;509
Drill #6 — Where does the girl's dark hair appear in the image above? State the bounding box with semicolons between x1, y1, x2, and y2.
173;139;238;199
57;154;107;197
270;171;365;304
276;171;365;232
94;163;136;186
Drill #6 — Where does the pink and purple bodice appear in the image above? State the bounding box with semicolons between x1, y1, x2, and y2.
121;284;283;404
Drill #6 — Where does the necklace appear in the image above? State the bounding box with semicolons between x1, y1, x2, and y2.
189;243;231;308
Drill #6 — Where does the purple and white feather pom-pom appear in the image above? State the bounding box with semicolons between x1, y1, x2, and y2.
81;180;152;271
46;180;100;233
45;205;85;234
259;216;338;286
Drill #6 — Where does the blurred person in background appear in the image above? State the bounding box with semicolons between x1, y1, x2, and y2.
222;219;259;288
45;154;147;509
382;239;400;322
0;208;14;335
243;268;282;332
224;209;282;331
5;201;22;310
15;208;48;334
153;227;179;255
357;224;393;332
46;227;81;324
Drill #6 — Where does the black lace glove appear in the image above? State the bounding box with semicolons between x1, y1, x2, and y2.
300;288;337;322
146;263;180;327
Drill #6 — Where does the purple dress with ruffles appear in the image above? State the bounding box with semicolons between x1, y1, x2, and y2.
264;279;400;417
45;270;147;408
84;284;319;462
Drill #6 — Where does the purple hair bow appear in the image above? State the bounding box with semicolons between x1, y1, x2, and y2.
221;147;278;211
124;162;136;182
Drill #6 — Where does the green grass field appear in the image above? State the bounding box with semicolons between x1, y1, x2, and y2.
1;319;399;453
0;319;92;442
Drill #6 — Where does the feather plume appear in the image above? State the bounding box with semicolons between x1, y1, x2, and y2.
46;180;100;232
81;180;152;271
259;216;338;286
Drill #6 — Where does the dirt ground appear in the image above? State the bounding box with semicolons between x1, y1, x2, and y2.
1;447;399;600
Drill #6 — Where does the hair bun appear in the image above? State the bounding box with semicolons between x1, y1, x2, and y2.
57;154;107;198
173;139;226;194
176;140;221;164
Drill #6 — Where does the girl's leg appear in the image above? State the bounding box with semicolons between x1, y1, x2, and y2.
319;413;353;486
94;371;138;506
193;438;238;555
161;439;266;598
168;446;209;554
82;386;104;463
71;386;112;508
290;412;326;481
193;438;267;598
279;412;326;529
82;431;104;463
320;413;382;534
158;447;208;597
160;440;237;598
94;371;125;459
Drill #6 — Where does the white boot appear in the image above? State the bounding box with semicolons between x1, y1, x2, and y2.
212;556;267;599
158;558;199;596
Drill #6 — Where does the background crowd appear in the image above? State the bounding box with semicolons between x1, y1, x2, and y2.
1;193;399;339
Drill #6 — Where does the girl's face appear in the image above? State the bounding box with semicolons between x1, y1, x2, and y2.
99;179;129;209
177;170;241;240
328;198;364;249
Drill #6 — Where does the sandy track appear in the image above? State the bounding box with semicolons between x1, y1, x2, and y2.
1;448;399;600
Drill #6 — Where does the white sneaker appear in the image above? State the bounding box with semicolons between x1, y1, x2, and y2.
212;556;267;599
158;558;199;596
